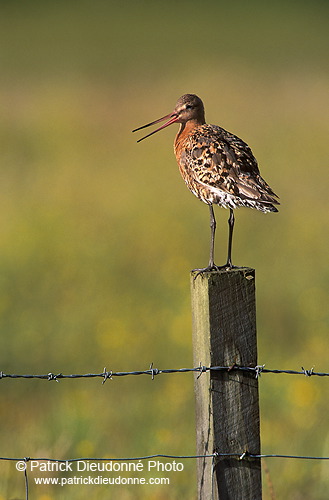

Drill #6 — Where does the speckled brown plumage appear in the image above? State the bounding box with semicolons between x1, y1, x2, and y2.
133;93;279;274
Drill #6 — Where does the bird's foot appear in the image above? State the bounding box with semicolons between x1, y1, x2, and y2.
191;263;226;280
191;262;242;280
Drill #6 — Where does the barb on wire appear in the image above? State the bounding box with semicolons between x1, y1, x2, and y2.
0;364;328;382
255;365;265;378
302;367;314;377
47;373;60;382
197;362;208;379
149;363;160;380
102;368;113;384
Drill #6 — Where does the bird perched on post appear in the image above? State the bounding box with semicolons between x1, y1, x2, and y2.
133;94;279;275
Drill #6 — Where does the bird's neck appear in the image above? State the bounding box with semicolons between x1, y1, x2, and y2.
174;120;205;155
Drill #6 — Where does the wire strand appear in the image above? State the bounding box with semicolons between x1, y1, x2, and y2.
2;452;329;463
0;364;328;382
4;451;329;500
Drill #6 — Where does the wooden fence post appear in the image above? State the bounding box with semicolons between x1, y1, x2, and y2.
191;268;262;500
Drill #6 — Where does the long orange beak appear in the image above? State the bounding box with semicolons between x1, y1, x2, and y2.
132;112;179;142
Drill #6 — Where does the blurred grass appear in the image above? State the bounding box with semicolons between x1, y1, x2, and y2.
0;0;328;498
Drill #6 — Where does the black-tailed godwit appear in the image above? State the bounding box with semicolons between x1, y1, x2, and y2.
133;94;279;274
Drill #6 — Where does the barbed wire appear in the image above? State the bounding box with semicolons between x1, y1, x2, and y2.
0;363;328;382
3;451;329;500
2;451;329;463
2;364;327;499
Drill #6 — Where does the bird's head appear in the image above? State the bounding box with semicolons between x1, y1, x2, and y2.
133;94;205;143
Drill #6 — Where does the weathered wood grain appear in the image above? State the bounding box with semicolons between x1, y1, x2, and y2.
191;268;262;500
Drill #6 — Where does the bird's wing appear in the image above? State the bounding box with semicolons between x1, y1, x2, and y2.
182;125;279;205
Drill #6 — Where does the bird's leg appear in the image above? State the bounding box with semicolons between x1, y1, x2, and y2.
208;204;216;268
225;208;235;268
192;205;221;278
192;206;241;278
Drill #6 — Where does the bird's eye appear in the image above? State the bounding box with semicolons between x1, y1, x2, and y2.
185;104;193;110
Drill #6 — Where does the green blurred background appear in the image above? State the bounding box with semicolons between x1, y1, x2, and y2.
0;0;328;498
